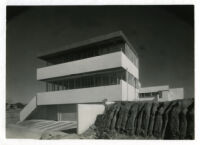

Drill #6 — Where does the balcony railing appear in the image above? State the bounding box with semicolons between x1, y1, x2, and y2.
37;52;139;80
37;80;138;105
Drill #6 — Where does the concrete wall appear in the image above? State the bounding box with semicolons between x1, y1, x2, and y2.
121;52;139;79
168;88;184;101
77;104;105;134
37;80;139;105
159;90;170;102
121;80;139;101
37;52;122;80
37;83;122;105
37;51;139;81
20;96;37;121
21;80;139;120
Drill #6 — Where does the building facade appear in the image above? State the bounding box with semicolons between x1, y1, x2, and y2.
20;31;141;133
139;85;184;102
37;31;140;104
19;31;184;134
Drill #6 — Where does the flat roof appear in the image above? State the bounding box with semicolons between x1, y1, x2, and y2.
139;85;169;93
37;31;138;60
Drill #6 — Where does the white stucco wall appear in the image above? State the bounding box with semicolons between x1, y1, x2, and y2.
168;88;184;101
37;83;122;105
37;52;122;80
139;86;170;102
20;96;37;121
77;104;105;134
37;51;139;81
159;90;169;102
37;80;138;105
121;80;138;101
121;52;139;79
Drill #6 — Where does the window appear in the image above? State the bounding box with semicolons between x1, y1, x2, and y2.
46;69;129;91
152;92;158;96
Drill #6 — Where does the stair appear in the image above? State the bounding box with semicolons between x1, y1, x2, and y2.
18;120;77;132
19;96;37;121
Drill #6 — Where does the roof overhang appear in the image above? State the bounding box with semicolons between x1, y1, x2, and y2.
37;31;138;61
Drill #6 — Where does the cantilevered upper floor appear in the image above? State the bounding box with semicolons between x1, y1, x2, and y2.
38;31;139;66
37;31;139;81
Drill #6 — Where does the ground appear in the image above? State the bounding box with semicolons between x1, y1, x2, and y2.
6;108;146;139
7;99;194;139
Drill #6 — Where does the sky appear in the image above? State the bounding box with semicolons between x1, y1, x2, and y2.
6;6;194;104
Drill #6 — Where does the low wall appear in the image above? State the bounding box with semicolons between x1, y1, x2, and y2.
77;104;105;134
20;96;37;121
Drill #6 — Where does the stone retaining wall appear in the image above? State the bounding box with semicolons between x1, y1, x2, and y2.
94;99;194;139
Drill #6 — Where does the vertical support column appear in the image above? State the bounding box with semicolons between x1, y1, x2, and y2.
57;105;61;121
135;78;137;100
126;68;129;101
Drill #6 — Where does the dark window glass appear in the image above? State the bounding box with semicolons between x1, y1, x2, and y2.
46;68;140;91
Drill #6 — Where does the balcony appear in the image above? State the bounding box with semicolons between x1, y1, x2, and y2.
37;52;139;81
37;80;138;105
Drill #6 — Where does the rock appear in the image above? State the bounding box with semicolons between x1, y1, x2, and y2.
81;125;97;139
121;102;132;132
161;101;177;139
105;103;119;130
116;102;128;132
94;99;194;139
40;131;68;139
186;102;194;139
95;114;106;134
167;101;182;139
135;102;145;136
179;108;188;139
181;99;194;109
110;103;121;131
140;102;152;137
148;102;159;137
125;102;139;135
153;103;165;138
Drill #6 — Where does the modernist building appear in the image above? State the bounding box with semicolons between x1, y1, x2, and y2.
20;31;183;134
139;85;184;102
